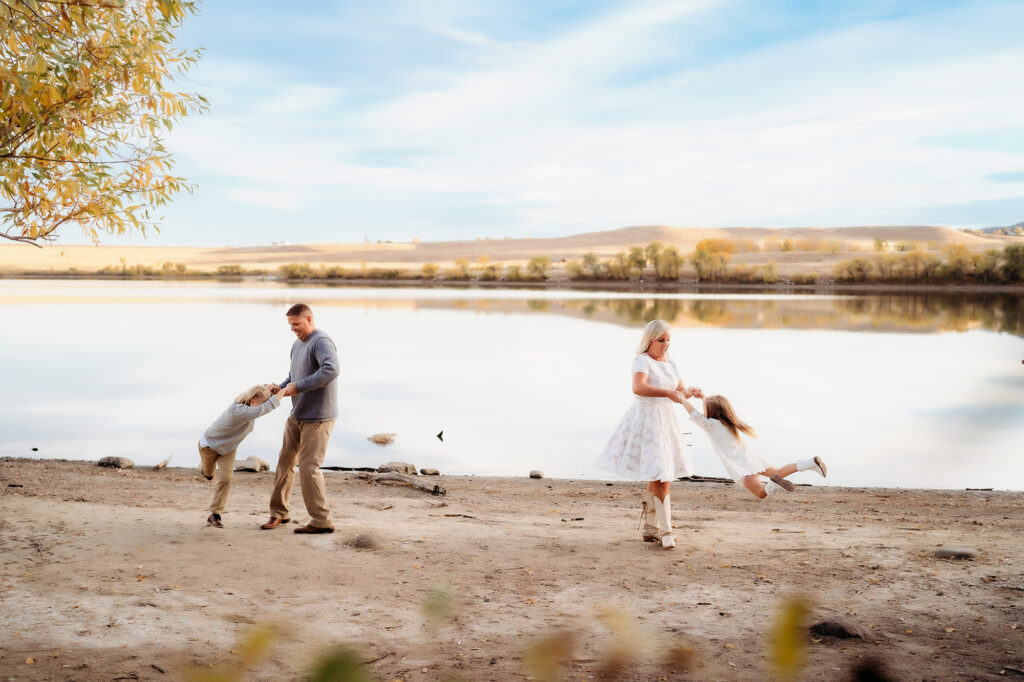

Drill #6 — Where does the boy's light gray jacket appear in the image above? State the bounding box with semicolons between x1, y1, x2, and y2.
202;395;280;455
280;329;339;422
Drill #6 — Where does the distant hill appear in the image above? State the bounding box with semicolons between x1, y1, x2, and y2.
1;223;1022;276
978;221;1024;235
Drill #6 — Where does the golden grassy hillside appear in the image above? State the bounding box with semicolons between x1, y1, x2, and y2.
0;224;1019;276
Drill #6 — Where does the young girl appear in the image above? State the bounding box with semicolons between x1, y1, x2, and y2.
198;384;280;527
680;394;826;498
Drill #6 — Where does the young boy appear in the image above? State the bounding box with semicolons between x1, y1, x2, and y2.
198;385;280;527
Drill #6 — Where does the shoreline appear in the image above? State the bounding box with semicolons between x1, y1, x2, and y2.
2;457;1020;493
1;457;1021;681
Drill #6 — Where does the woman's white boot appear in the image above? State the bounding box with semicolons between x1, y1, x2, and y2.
654;494;675;549
640;490;661;542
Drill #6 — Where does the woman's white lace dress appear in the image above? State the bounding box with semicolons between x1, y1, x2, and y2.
688;412;769;483
596;354;693;482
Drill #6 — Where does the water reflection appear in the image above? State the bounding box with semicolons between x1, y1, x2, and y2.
1;280;1021;490
427;293;1024;338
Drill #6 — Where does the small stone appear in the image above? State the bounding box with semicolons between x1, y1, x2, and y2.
378;461;417;475
97;456;134;469
350;532;380;549
233;456;270;473
420;468;440;476
809;619;870;640
529;470;544;479
934;547;977;560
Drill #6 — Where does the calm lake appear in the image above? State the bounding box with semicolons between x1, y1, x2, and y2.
2;279;1022;490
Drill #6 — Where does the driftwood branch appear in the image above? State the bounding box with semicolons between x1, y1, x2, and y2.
677;475;735;485
371;472;447;496
320;466;378;472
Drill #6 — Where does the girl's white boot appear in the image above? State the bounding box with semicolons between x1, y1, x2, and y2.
654;494;675;549
640;490;661;542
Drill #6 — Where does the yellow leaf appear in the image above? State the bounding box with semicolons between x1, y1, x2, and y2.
770;596;810;678
26;658;35;664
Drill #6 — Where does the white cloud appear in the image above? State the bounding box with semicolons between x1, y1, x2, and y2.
163;1;1024;242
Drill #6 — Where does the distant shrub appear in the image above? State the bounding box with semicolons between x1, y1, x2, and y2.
527;256;551;281
422;263;439;279
653;247;683;280
789;272;819;285
566;260;587;280
1002;244;1024;281
215;264;245;277
695;238;736;254
279;263;316;279
322;266;347;279
365;268;401;280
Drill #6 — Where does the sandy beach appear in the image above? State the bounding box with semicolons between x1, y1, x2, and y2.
1;458;1020;681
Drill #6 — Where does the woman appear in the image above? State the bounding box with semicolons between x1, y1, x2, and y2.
596;320;702;549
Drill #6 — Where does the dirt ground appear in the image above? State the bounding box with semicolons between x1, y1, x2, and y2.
1;458;1021;681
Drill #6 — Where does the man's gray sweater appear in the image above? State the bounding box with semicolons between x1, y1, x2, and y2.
280;329;339;422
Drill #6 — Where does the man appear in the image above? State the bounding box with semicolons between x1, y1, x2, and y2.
261;303;339;534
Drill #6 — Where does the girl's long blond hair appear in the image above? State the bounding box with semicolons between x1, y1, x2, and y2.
704;394;757;439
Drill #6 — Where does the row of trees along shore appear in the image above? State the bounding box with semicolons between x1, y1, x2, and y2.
44;240;1024;285
273;240;1024;285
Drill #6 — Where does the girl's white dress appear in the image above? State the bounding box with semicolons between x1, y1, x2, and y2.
687;412;769;483
596;354;693;482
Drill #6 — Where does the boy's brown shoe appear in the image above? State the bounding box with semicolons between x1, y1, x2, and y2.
260;517;290;530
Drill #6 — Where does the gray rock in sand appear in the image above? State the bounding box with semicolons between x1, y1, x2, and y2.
97;457;134;469
420;468;440;476
233;456;270;473
350;532;380;549
529;470;544;479
934;546;977;560
378;461;417;475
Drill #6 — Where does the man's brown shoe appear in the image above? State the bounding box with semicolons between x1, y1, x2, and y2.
260;517;290;530
293;524;334;534
207;513;223;528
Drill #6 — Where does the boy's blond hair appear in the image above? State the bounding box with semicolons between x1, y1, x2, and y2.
234;384;271;405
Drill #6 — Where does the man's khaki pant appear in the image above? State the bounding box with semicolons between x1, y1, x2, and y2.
198;443;236;515
268;417;335;528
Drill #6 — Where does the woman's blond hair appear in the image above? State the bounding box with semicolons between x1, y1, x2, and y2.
704;394;757;439
234;384;271;405
636;319;671;354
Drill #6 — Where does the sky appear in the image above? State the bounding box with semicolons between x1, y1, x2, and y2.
109;0;1024;246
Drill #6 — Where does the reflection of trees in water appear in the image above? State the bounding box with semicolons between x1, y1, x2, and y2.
834;294;1023;336
559;294;1024;337
569;298;688;324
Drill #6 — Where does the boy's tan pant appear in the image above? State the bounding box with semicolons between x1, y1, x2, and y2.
198;443;236;515
268;417;334;528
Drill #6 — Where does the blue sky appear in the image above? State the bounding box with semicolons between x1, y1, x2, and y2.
122;0;1024;245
